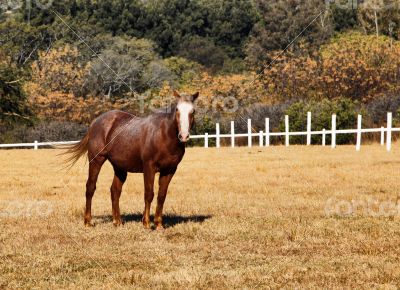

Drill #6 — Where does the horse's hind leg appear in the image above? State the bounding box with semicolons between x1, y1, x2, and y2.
142;165;156;229
110;168;127;226
84;157;105;226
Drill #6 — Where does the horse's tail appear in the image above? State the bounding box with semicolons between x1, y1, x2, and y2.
58;132;90;169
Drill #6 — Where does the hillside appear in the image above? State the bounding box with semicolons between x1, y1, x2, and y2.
1;0;400;143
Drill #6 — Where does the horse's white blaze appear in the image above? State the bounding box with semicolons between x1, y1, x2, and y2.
177;102;193;137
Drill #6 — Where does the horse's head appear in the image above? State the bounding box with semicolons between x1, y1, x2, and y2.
174;91;199;143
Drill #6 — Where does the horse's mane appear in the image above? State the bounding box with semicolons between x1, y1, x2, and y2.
153;104;176;117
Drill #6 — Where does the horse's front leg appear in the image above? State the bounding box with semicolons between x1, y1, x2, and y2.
155;169;176;230
142;165;155;229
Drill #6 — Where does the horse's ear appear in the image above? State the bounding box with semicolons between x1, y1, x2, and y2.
173;90;181;101
191;92;199;102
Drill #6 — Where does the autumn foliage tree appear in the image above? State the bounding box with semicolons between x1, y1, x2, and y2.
27;45;122;124
30;45;87;96
261;32;400;102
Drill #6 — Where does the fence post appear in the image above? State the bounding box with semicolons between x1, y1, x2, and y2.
380;126;385;146
307;111;311;146
259;131;264;147
265;118;270;147
247;119;252;148
322;129;326;146
231;121;235;148
331;114;336;149
356;114;362;151
34;140;38;150
387;112;392;152
285;115;289;147
216;123;220;148
205;133;209;148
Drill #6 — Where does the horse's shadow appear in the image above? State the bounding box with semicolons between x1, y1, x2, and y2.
95;213;212;228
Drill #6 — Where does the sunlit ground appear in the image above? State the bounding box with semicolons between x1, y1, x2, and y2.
1;144;400;288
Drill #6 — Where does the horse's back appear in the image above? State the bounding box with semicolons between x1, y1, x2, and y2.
87;110;139;159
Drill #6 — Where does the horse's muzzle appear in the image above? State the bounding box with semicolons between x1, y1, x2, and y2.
178;133;190;142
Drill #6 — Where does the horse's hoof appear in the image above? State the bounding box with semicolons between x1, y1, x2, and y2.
113;220;122;227
155;225;165;231
84;221;94;227
142;222;151;230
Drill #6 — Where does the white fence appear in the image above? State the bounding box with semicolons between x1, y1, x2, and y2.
189;112;399;151
0;112;399;151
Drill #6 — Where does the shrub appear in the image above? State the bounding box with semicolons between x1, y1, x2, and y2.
163;57;202;85
280;98;359;145
27;121;88;142
0;121;87;144
187;115;216;147
235;102;291;132
364;95;400;126
178;36;227;72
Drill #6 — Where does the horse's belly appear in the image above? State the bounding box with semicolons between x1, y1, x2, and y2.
108;153;144;173
126;162;144;173
157;153;183;171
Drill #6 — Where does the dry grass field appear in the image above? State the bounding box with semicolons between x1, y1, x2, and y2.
1;144;400;289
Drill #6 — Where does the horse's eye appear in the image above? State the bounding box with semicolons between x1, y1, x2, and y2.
192;109;195;114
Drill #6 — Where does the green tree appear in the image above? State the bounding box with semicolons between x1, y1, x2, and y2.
21;0;258;70
0;63;32;126
199;0;258;58
245;0;333;69
0;19;52;66
330;3;358;31
177;36;227;71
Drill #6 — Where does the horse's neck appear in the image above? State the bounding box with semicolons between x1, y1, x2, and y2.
158;112;185;154
164;111;180;141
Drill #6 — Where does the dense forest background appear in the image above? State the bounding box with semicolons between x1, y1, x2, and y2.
1;0;400;145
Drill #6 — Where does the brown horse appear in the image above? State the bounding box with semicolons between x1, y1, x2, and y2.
65;91;199;229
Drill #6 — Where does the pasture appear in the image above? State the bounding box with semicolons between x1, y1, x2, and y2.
1;145;400;289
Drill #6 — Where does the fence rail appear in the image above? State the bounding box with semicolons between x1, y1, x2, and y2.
0;112;398;151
